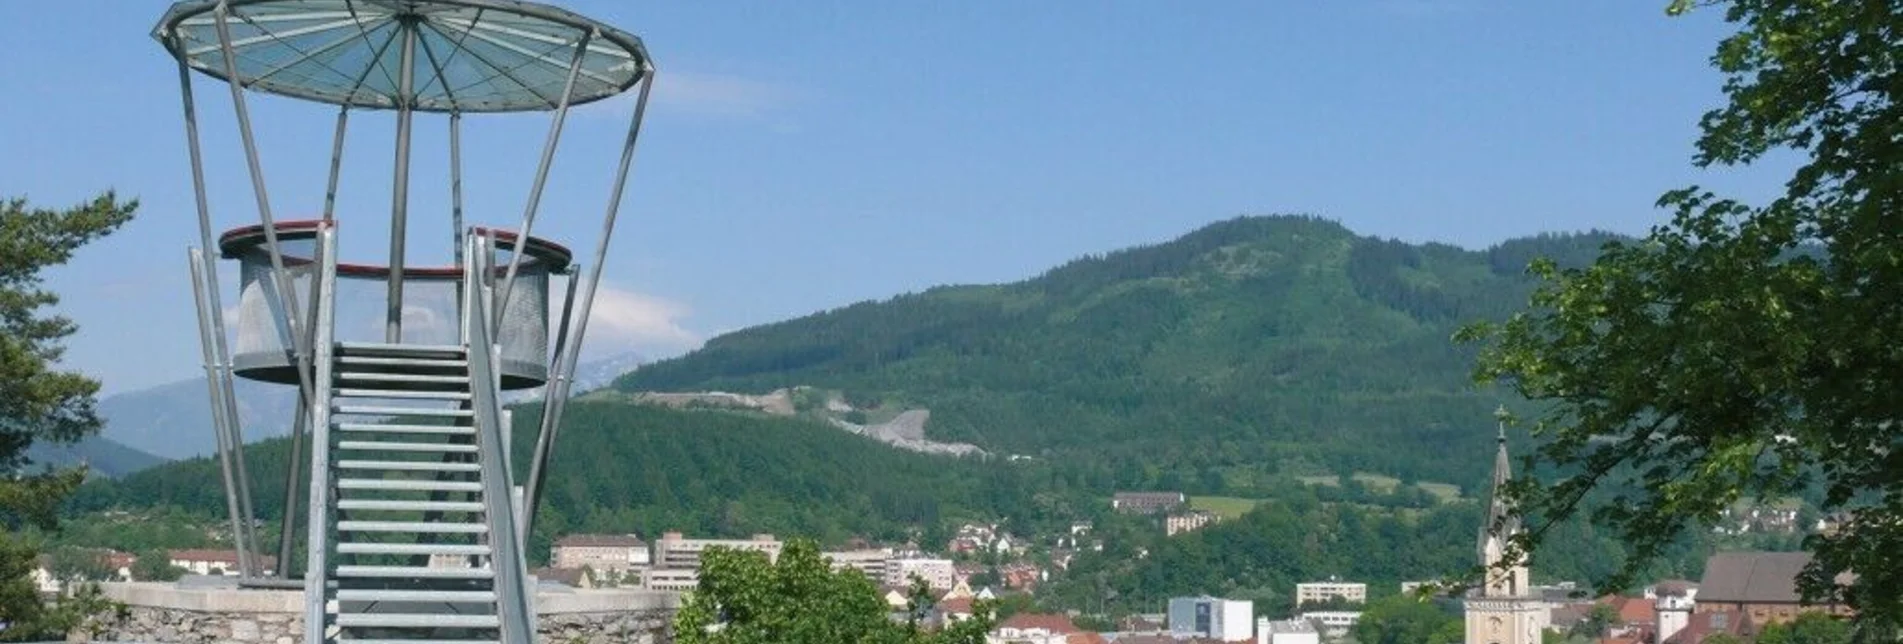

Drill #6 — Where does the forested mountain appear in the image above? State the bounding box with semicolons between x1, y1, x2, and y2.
617;215;1620;493
24;434;168;479
68;401;1045;560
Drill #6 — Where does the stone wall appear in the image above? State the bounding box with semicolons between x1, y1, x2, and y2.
91;581;677;643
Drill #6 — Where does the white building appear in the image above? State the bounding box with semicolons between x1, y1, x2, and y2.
641;567;699;592
1294;580;1367;605
1656;585;1697;643
1257;617;1321;644
1168;596;1254;642
550;533;650;574
886;557;957;591
167;549;276;576
1296;611;1362;638
651;532;782;569
823;548;893;580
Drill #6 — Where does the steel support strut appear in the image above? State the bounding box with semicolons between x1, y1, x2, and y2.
492;29;595;332
524;70;655;538
173;34;257;578
387;18;419;343
187;248;250;580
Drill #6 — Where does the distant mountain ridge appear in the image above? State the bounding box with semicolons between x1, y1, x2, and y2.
615;215;1621;491
98;352;644;461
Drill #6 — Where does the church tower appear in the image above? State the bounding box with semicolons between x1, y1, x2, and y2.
1464;410;1549;644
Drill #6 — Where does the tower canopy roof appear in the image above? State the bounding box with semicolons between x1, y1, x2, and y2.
154;0;651;113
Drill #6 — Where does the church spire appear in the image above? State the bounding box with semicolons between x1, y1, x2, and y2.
1478;405;1528;598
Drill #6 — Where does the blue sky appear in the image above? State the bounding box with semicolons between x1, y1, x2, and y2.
1;2;1787;394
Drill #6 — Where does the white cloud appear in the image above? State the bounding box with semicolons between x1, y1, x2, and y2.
562;282;701;359
583;70;799;119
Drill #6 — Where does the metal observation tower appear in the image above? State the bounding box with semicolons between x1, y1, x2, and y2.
154;1;653;641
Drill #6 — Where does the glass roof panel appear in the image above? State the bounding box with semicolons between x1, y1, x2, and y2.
155;0;650;113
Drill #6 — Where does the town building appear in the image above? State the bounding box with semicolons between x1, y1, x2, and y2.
550;533;649;575
824;548;893;580
1168;596;1254;642
1294;580;1367;606
987;612;1085;644
1656;582;1697;643
640;567;699;592
1165;510;1222;536
167;549;277;576
1296;611;1362;639
1694;551;1852;629
887;556;958;591
1257;617;1321;644
1113;491;1187;514
1463;419;1550;644
530;566;593;589
651;532;782;569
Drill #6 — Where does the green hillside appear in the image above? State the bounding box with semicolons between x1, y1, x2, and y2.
68;401;1040;557
617;215;1619;493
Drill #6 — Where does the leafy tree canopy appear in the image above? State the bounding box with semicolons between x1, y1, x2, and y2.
674;538;993;644
1349;594;1462;644
1464;0;1903;632
0;193;135;640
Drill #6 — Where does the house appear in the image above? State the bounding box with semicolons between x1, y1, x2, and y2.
1662;609;1747;644
1112;491;1186;515
999;563;1044;591
530;566;593;589
881;586;913;610
168;549;276;576
942;578;975;601
987;612;1081;644
550;533;649;575
1696;551;1853;631
1165;510;1222;536
933;596;977;628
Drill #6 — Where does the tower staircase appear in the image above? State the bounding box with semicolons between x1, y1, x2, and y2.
302;228;536;643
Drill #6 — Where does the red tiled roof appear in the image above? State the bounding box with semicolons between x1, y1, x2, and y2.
937;597;974;615
998;613;1079;634
1610;596;1656;625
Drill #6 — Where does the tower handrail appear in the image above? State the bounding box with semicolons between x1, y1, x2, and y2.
462;231;536;644
301;222;339;643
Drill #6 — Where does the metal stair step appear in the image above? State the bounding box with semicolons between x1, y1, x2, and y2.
337;499;485;513
335;565;494;580
333;405;473;418
336;342;466;357
335;388;473;400
337;371;470;385
337;460;480;473
337;355;469;369
337;521;486;534
338;478;482;493
335;423;474;435
338;440;479;454
334;613;500;629
337;543;491;556
334;589;497;604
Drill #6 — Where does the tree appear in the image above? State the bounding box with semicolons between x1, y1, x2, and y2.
130;550;185;583
47;547;113;583
0;193;135;640
1568;603;1622;640
1758;612;1853;644
674;539;994;644
1349;595;1460;644
1461;0;1903;632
